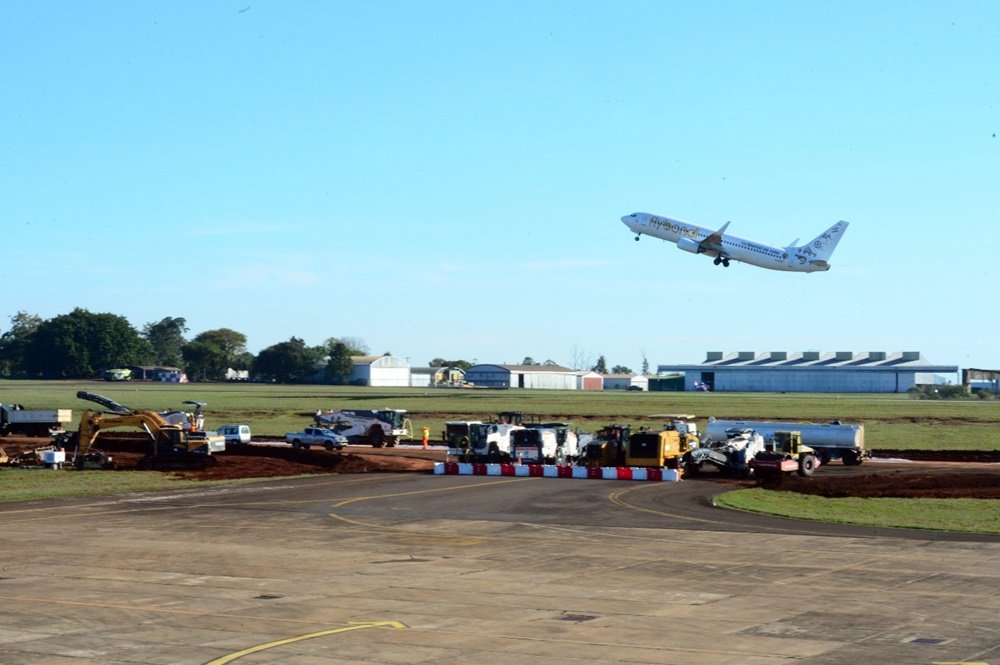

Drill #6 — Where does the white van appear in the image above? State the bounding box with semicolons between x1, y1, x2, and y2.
217;424;252;445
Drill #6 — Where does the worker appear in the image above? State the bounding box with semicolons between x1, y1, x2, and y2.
421;426;429;449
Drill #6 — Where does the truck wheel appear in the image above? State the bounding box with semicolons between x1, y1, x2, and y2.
291;439;302;450
488;443;500;463
325;442;334;451
798;454;817;477
841;450;861;466
369;427;385;448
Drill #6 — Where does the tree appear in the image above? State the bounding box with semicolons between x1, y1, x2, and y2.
611;365;632;374
641;353;650;375
142;317;188;367
0;311;43;377
324;336;369;357
429;358;473;369
254;337;324;383
182;328;248;381
592;355;608;374
324;341;355;384
568;344;594;371
521;356;537;365
25;308;152;378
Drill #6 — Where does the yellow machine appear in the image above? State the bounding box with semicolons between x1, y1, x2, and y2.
625;419;699;469
61;391;224;470
579;424;630;467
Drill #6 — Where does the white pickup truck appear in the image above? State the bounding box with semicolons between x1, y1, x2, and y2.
285;426;347;451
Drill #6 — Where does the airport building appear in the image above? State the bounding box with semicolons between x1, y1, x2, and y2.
657;351;958;393
464;364;580;390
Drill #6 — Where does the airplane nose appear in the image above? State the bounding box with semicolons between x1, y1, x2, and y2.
621;215;633;225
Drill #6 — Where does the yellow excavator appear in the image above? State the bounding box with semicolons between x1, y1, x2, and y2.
58;391;224;470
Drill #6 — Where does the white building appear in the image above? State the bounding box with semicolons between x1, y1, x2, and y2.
603;374;649;391
350;355;411;387
657;351;958;393
464;364;579;390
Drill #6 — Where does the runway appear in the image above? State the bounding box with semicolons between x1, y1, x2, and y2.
1;473;997;664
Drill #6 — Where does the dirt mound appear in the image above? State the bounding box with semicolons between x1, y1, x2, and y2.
758;470;1000;499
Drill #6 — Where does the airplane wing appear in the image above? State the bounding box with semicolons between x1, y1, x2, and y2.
699;221;730;254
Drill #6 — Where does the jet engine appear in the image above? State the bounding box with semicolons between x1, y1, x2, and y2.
676;237;701;254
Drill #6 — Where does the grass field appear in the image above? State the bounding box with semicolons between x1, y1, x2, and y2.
2;379;997;450
0;467;280;502
715;488;1000;535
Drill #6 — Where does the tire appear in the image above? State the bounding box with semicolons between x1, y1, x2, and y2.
684;462;701;476
797;454;817;477
291;439;302;450
369;427;385;448
818;450;832;466
325;442;334;451
488;443;500;463
841;450;861;466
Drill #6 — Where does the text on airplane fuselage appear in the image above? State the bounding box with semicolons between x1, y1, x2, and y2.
647;216;700;239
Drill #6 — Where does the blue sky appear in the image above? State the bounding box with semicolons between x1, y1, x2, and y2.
2;2;997;372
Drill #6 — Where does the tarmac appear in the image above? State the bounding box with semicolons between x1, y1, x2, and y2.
0;472;997;664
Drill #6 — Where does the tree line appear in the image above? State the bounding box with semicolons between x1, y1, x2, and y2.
0;309;648;383
0;309;369;383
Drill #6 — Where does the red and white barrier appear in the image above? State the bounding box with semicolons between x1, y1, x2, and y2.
433;462;681;482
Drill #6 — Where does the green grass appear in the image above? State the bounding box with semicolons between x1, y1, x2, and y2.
2;379;999;449
715;488;1000;535
0;467;211;502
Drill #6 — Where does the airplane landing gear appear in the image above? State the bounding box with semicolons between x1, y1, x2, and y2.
635;234;640;241
722;258;730;267
713;256;722;265
713;256;731;267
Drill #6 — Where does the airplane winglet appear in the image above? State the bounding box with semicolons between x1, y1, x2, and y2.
700;221;730;252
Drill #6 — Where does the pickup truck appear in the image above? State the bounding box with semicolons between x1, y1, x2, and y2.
286;427;347;451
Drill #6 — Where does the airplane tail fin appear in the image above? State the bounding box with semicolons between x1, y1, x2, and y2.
793;221;849;260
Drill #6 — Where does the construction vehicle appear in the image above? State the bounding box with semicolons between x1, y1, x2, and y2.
579;424;630;467
626;419;699;469
314;408;411;447
0;404;73;437
511;427;560;464
748;430;820;476
56;391;225;470
442;420;526;462
705;418;866;465
102;368;132;381
683;427;766;476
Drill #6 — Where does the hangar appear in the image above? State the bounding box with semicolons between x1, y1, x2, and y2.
657;351;958;393
464;364;579;389
349;355;411;387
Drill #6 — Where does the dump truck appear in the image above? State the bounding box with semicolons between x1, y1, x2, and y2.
748;430;820;476
314;408;410;447
0;404;73;437
705;418;866;465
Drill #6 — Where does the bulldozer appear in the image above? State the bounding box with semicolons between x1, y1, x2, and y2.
56;391;225;470
579;424;630;467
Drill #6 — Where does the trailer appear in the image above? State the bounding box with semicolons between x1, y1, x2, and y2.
704;418;867;465
0;404;73;437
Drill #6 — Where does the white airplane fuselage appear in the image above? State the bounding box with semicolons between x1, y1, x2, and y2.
621;212;848;273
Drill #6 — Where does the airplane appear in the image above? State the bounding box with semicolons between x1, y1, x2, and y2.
621;212;849;273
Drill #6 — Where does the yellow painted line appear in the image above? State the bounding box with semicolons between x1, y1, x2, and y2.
206;621;406;664
328;477;534;530
608;483;729;526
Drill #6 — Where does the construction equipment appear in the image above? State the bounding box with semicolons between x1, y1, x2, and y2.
579;424;630;467
627;419;699;469
705;418;866;465
748;430;820;476
442;419;526;462
683;427;765;476
0;404;73;437
314;408;410;447
56;391;225;470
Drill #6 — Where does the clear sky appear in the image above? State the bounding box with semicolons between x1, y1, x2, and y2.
2;2;997;372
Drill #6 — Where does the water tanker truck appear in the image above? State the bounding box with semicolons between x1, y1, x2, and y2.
704;418;866;465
